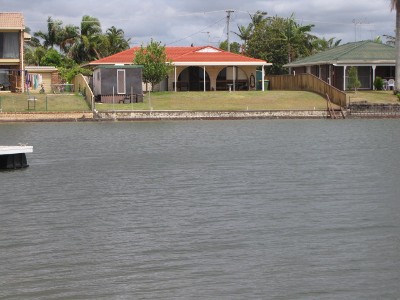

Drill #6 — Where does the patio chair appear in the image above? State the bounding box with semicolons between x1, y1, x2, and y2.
382;79;388;90
388;79;395;90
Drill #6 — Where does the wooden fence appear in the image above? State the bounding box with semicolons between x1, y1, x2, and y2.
266;74;347;107
72;74;94;110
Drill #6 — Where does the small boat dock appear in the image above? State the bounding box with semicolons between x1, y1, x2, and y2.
0;145;33;169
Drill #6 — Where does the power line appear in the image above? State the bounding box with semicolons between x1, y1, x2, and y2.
167;16;225;46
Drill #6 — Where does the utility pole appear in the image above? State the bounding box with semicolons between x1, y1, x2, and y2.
226;9;234;52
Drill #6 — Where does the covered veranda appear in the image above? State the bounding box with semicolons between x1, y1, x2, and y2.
170;62;270;92
284;41;396;91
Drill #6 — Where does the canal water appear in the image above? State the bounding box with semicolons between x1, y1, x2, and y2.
1;120;400;299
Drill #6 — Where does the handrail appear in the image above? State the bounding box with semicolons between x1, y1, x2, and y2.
266;74;347;107
72;74;94;110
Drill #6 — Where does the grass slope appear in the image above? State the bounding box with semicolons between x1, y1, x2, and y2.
95;91;332;111
1;90;398;113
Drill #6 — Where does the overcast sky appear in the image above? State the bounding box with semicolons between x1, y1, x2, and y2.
2;0;396;47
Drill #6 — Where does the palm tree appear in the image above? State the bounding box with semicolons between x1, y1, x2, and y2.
58;24;79;56
106;26;130;55
311;37;341;53
70;15;105;63
283;15;317;63
234;24;253;53
383;34;396;46
34;17;63;49
234;11;267;54
250;11;267;28
391;0;400;91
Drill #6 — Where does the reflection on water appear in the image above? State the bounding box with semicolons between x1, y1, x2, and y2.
1;120;400;299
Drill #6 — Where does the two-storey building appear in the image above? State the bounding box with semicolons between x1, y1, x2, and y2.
0;12;25;92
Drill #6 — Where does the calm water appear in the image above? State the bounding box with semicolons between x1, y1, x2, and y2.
1;120;400;299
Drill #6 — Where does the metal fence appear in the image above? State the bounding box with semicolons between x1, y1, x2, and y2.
51;84;75;94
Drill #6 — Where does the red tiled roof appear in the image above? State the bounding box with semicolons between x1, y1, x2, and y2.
0;12;24;29
89;46;269;66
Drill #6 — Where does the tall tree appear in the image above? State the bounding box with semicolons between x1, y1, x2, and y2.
391;0;400;91
24;46;47;66
34;17;63;49
247;15;316;74
311;37;341;54
384;34;396;46
234;24;253;53
219;40;241;54
283;14;316;64
106;26;130;55
58;24;80;56
250;11;267;28
234;10;267;54
133;40;173;91
70;15;106;63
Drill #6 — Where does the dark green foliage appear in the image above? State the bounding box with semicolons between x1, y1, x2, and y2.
133;40;173;91
25;15;131;82
374;76;384;90
28;15;131;66
246;14;317;74
219;41;241;54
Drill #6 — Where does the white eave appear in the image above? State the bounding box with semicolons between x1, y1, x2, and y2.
333;60;395;66
25;66;58;72
172;61;271;66
287;60;395;68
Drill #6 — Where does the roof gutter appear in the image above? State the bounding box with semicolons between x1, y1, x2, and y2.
173;61;272;66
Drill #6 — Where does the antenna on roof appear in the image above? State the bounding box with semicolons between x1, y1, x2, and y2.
352;18;369;42
202;31;211;45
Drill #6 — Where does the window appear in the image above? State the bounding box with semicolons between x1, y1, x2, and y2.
0;32;20;59
117;69;126;94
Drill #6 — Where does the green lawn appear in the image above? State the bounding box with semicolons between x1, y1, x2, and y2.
0;93;90;112
1;90;398;113
95;91;333;111
348;90;399;104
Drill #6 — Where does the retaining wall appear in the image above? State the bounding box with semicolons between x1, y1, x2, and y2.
0;112;93;122
94;110;330;120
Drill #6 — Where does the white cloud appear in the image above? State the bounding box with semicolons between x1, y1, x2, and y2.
3;0;396;46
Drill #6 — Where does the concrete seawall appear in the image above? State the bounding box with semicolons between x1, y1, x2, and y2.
94;110;330;121
0;110;331;122
0;112;93;122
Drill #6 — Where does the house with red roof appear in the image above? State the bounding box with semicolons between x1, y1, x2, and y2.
89;45;271;92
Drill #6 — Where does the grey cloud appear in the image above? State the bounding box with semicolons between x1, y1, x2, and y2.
3;0;396;46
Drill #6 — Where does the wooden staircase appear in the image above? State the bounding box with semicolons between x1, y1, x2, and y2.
326;94;345;119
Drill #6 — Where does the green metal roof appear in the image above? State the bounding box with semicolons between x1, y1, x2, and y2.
285;41;396;67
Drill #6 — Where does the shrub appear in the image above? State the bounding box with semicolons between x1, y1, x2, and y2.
348;66;361;92
374;76;384;90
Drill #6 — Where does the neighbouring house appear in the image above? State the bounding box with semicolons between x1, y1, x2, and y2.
92;65;143;103
25;66;60;94
88;46;271;93
0;12;26;92
284;41;396;91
